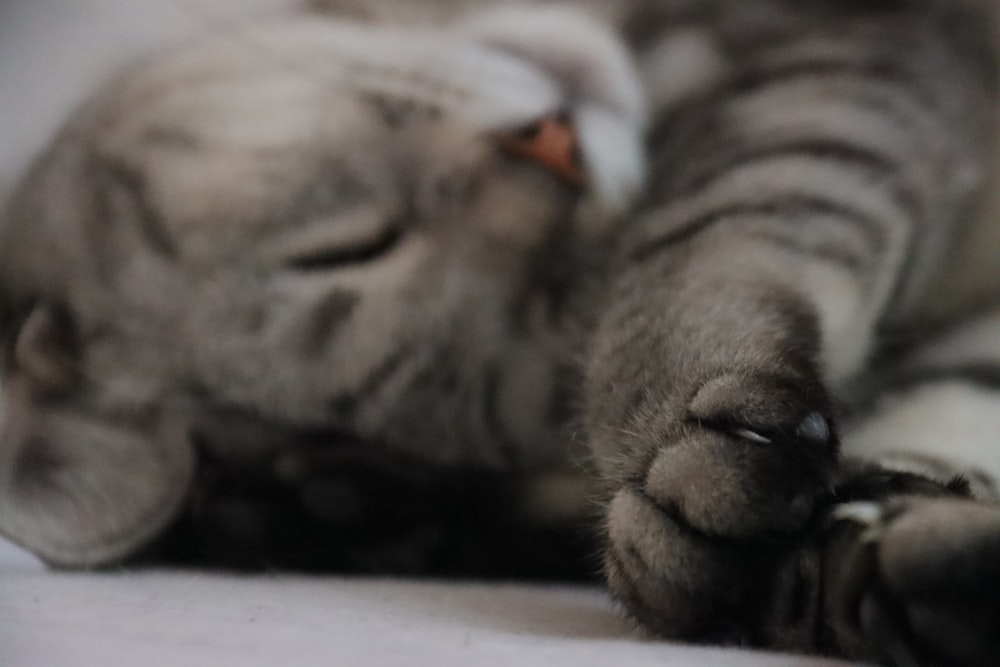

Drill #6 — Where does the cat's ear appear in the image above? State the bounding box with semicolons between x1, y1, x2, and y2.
456;5;647;225
11;304;79;395
0;304;194;567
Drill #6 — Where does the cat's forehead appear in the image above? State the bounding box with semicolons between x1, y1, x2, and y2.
155;18;564;131
137;11;645;218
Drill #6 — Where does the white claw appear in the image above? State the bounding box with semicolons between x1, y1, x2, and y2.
833;501;886;543
731;428;772;444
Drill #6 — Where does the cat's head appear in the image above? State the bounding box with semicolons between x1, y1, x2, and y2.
0;6;645;566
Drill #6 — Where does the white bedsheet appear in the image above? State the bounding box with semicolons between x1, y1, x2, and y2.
0;540;855;667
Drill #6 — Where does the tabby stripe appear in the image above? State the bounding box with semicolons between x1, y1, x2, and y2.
703;56;937;169
623;5;714;51
646;65;922;168
670;139;899;202
98;156;179;259
684;146;920;243
867;452;988;494
546;364;578;429
741;225;867;270
711;97;920;190
482;361;520;466
886;363;1000;395
87;165;118;285
721;57;932;112
295;291;358;358
328;342;416;419
142;126;199;150
675;77;929;198
630;194;886;263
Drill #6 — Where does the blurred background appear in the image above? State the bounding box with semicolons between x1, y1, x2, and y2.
0;0;299;198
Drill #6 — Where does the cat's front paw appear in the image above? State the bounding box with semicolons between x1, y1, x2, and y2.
602;371;839;641
827;497;1000;667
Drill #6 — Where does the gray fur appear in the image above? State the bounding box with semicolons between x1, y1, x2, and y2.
1;1;1000;665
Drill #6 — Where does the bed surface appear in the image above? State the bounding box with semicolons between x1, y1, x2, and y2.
1;539;853;667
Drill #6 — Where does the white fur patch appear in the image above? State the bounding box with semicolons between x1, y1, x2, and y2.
912;310;1000;368
801;263;874;385
639;28;727;112
457;5;647;219
844;382;1000;484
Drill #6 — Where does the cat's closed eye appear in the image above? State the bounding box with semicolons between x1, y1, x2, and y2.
264;209;405;271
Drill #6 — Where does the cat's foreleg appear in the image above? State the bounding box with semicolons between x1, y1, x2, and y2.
586;0;996;655
823;307;1000;665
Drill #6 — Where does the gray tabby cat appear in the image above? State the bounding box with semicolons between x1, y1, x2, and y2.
1;0;999;664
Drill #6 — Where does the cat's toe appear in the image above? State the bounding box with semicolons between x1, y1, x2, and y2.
605;485;789;641
603;371;839;641
827;497;1000;667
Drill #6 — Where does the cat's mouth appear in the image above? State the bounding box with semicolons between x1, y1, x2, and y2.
496;114;588;188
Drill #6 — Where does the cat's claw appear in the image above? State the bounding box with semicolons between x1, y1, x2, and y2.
825;496;1000;667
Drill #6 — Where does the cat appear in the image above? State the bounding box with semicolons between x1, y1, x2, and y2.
1;1;999;665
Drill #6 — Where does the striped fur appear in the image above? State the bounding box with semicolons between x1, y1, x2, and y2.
1;1;999;664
